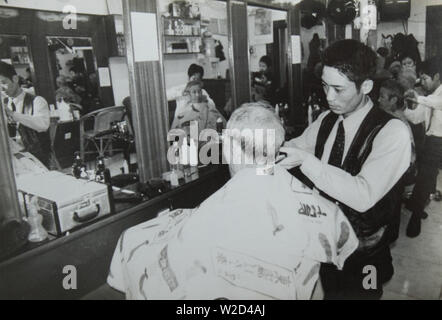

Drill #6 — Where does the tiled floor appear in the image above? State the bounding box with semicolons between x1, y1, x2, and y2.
382;172;442;300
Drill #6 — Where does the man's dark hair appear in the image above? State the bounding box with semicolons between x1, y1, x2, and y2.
322;39;377;89
377;47;389;58
418;57;441;78
380;79;405;110
398;52;417;64
259;55;272;68
0;61;17;80
187;64;204;79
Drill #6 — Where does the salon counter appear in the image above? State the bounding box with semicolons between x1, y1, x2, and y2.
0;165;230;300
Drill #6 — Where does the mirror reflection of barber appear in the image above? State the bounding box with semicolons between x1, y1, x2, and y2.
0;61;50;167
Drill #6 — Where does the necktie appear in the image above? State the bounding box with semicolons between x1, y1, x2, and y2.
328;121;345;168
4;97;16;112
10;101;16;112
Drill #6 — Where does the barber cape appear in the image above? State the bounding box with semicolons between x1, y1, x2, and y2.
107;166;358;300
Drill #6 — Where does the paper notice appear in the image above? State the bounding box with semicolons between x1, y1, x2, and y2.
98;67;111;87
291;35;301;64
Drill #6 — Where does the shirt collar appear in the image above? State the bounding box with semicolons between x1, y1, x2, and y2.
340;97;374;134
11;90;25;104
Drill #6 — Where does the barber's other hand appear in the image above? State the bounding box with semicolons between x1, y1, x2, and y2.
277;146;311;170
404;89;418;110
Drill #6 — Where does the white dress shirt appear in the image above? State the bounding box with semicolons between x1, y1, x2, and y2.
288;99;411;212
4;90;50;133
404;85;442;137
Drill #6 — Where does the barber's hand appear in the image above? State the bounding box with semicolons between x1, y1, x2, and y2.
277;146;311;170
404;89;418;110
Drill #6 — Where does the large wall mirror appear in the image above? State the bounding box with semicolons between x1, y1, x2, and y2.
0;4;139;250
0;34;35;95
47;36;101;115
160;0;232;128
247;5;289;107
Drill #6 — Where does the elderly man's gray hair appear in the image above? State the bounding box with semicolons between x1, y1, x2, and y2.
224;103;285;167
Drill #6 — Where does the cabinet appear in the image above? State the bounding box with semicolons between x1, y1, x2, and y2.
162;16;202;54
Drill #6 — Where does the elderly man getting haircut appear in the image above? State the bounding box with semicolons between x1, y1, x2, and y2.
106;104;358;300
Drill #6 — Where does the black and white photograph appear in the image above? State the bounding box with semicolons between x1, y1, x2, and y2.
0;0;441;304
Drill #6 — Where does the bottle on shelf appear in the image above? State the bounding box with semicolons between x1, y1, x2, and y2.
180;137;192;183
72;152;87;179
216;117;224;135
95;156;106;183
189;138;199;181
26;196;48;243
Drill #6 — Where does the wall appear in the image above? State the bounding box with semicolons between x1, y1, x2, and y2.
109;56;130;106
0;0;109;15
248;7;287;72
376;0;442;59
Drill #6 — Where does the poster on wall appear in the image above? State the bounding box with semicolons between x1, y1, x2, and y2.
250;8;273;45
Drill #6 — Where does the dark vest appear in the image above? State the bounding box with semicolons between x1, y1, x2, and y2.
18;93;51;167
293;106;405;251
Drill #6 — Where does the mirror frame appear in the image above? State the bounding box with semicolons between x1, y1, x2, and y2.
45;35;100;110
244;0;294;111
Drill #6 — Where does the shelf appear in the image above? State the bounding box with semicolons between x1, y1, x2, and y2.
164;34;201;37
162;16;201;22
164;52;201;55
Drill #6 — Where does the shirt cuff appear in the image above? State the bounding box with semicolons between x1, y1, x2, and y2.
417;96;425;105
300;154;323;182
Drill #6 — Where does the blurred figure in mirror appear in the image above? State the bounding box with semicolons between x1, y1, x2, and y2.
171;80;225;134
55;75;81;105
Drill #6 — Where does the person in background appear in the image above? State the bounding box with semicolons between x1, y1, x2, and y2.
68;67;87;98
252;55;276;104
0;61;50;167
55;75;82;105
167;63;219;120
171;80;225;133
106;104;358;300
378;79;417;243
400;53;417;74
388;61;402;80
403;57;442;237
279;39;411;299
378;79;415;155
166;63;215;104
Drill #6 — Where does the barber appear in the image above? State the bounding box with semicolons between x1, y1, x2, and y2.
0;62;50;167
279;40;411;299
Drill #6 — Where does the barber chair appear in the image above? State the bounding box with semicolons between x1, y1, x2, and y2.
79;106;126;159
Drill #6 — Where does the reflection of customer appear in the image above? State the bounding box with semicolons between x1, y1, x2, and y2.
167;64;215;105
107;104;358;300
0;62;50;167
171;80;225;132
